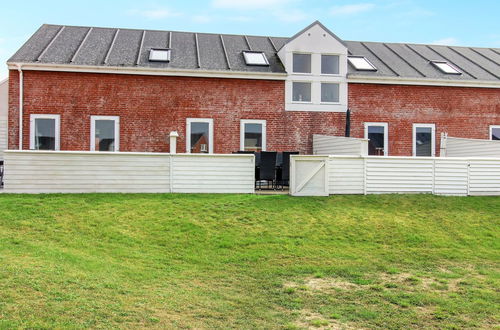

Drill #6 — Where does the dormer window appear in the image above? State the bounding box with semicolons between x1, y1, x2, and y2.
293;53;311;73
348;56;377;71
242;51;269;66
430;61;462;74
149;48;171;62
321;55;340;74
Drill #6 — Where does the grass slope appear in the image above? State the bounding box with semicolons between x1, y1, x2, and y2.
0;194;498;329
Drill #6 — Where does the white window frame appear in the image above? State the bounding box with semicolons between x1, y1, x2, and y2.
490;125;500;140
320;54;341;76
320;82;341;104
413;123;436;157
90;115;120;152
186;118;214;154
292;52;312;74
29;114;60;150
291;81;313;103
364;122;389;156
240;119;266;151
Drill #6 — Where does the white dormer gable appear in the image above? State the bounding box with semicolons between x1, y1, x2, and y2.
278;21;348;112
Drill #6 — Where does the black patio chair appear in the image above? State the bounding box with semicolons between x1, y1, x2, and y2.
277;151;299;190
256;151;277;190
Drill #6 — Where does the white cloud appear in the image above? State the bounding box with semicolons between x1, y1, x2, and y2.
192;15;213;23
212;0;292;10
431;37;459;46
330;3;375;15
128;8;181;20
273;9;309;22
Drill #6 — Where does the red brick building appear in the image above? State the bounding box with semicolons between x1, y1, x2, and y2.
5;21;500;156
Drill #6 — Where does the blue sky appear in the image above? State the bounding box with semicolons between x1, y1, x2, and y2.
1;0;499;80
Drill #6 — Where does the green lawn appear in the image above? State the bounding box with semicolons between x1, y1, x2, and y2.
0;194;498;329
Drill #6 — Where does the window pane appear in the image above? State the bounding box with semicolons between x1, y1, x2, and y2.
95;120;115;151
293;53;311;73
321;83;339;102
367;126;385;156
191;122;210;153
35;118;56;150
292;82;311;102
415;127;432;157
492;127;500;140
244;123;262;151
321;55;339;74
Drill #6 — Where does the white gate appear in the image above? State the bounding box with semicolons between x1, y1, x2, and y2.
290;155;328;196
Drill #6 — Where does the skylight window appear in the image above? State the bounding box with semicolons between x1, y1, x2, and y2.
431;61;462;74
149;48;171;62
243;51;269;66
348;56;377;71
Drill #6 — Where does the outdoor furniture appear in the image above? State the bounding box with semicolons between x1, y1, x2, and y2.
0;160;3;189
276;151;299;190
256;151;277;189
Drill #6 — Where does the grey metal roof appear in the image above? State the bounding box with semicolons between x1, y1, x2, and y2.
8;23;500;82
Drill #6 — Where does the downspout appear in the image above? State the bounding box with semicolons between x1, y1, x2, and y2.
344;108;351;137
17;64;23;150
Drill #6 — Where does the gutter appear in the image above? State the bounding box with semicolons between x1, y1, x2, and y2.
17;64;23;150
7;62;288;81
347;74;500;89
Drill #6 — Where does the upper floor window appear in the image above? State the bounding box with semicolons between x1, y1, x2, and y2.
293;53;311;73
30;114;60;151
292;82;311;102
243;51;269;66
321;55;339;74
149;49;171;62
91;116;120;152
490;125;500;140
321;83;339;103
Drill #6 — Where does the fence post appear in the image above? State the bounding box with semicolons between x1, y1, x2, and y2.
467;161;471;196
439;132;447;157
363;157;367;195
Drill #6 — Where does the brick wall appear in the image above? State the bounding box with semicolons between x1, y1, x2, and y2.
348;84;500;156
8;70;500;155
8;70;345;154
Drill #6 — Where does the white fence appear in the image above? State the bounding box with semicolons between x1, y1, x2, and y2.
291;155;500;196
313;134;368;156
3;151;255;194
441;135;500;158
0;79;7;160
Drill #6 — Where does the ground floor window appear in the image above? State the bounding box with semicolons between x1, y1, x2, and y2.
91;116;119;151
364;122;388;156
29;114;60;150
187;118;213;153
240;119;266;152
413;124;436;157
490;125;500;140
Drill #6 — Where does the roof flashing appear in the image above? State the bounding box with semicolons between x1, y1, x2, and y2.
348;56;377;71
430;60;462;75
242;51;269;66
149;48;171;62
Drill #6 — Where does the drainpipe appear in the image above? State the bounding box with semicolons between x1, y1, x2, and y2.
344;108;351;137
17;64;23;150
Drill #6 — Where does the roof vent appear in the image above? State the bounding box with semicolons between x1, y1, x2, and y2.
348;56;377;71
430;61;462;74
149;48;171;62
242;51;269;66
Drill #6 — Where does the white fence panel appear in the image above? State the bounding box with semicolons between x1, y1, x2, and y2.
434;158;468;196
469;160;500;196
442;136;500;158
171;154;254;193
366;157;434;194
328;156;364;194
290;156;328;196
0;79;7;160
313;135;368;156
0;119;6;159
4;151;170;193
